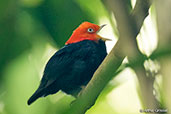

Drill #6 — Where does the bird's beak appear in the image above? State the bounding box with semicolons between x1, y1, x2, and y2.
96;24;107;33
96;24;112;41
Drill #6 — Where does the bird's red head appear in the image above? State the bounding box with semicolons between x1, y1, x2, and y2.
65;22;110;45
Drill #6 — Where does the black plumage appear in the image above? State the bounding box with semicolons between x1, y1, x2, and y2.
27;40;107;105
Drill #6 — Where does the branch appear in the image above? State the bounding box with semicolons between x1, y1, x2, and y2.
66;0;152;113
107;0;160;110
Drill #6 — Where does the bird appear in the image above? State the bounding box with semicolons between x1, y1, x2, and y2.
27;21;110;105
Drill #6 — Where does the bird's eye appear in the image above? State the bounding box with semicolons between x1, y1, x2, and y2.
87;28;94;33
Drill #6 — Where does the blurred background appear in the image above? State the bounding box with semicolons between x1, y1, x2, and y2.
0;0;170;114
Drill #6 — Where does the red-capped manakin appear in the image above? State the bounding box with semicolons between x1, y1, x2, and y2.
27;22;110;105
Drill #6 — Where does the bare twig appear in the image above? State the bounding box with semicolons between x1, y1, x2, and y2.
106;0;160;110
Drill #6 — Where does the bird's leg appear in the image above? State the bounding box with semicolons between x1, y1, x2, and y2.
70;86;86;106
77;85;86;97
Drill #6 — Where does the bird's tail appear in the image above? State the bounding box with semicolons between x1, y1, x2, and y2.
27;89;45;105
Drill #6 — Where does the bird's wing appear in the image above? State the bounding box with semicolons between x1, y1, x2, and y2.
39;42;93;89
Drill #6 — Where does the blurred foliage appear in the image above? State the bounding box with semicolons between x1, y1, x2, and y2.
26;0;94;47
0;0;93;79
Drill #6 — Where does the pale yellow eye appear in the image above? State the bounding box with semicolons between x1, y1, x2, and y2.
87;28;94;33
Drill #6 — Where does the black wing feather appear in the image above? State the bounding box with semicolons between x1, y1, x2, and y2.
27;40;107;105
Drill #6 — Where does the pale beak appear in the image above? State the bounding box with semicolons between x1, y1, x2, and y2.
96;24;112;41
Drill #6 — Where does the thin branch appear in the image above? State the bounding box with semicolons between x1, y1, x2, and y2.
66;0;152;113
107;0;160;110
131;0;151;30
